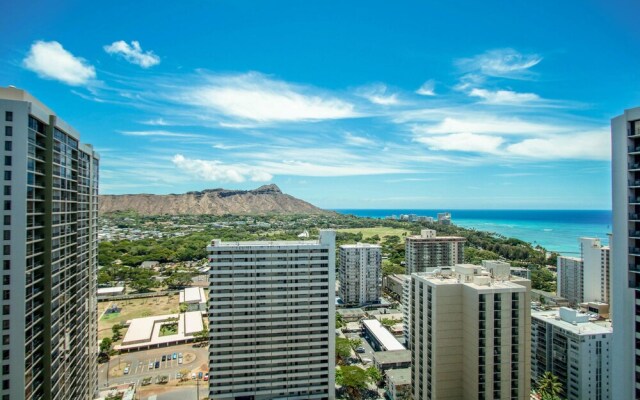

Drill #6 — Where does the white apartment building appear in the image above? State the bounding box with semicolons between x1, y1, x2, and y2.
557;256;584;306
611;107;640;399
405;229;465;274
409;264;531;400
207;230;336;400
531;308;611;400
0;87;100;400
339;243;381;306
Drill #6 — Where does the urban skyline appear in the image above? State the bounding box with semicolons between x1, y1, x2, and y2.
2;1;636;209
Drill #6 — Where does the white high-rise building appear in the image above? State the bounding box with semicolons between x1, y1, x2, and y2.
557;256;584;306
339;243;381;306
611;107;640;399
405;229;465;274
531;308;611;400
409;264;531;400
207;230;336;400
0;87;100;399
557;238;610;307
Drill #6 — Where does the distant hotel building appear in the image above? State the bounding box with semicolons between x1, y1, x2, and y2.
531;308;611;400
0;87;100;399
557;238;611;306
611;107;640;399
339;243;381;306
437;212;451;225
405;229;465;274
207;231;336;399
408;264;531;400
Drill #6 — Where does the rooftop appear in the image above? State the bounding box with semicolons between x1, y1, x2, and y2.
362;319;405;351
97;286;125;295
386;368;411;385
373;350;411;364
532;308;612;336
180;287;206;304
340;243;381;249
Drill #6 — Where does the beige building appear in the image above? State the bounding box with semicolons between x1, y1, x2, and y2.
409;264;531;400
339;243;381;306
405;229;465;274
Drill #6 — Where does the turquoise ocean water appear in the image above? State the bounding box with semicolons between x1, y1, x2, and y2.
333;209;612;256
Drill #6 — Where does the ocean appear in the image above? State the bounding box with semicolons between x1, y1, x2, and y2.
333;209;612;256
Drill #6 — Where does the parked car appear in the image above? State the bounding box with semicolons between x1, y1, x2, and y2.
161;355;166;362
191;373;196;380
123;367;129;375
355;346;366;353
178;357;183;364
198;372;203;379
155;361;160;369
178;352;183;358
148;361;154;369
172;352;177;359
203;375;209;381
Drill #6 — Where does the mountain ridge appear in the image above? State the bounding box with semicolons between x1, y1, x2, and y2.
99;184;330;215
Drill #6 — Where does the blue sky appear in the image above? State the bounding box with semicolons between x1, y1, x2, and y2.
1;0;638;209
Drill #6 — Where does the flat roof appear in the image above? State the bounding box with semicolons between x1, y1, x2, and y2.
181;287;206;304
532;310;612;335
362;319;405;351
184;311;204;335
373;350;411;364
406;235;465;240
340;243;381;249
386;368;411;385
97;287;125;295
122;315;166;344
208;240;321;248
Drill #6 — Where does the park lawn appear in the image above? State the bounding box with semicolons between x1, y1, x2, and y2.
337;226;411;241
98;295;180;341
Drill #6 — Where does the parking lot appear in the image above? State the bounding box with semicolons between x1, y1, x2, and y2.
99;343;209;388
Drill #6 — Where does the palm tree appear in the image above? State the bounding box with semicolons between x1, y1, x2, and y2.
537;371;563;399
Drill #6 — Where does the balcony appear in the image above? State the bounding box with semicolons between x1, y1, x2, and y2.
630;180;640;188
631;231;640;239
630;163;640;171
630;214;640;221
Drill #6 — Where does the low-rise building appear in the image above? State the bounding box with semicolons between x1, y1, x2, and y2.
531;308;612;400
97;286;125;297
362;319;405;352
373;350;411;371
179;287;206;311
386;368;411;400
383;274;408;298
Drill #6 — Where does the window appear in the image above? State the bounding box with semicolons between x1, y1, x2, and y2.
4;112;11;122
3;171;9;181
2;291;7;300
2;321;8;330
3;186;8;196
2;246;8;256
4;127;11;137
3;201;9;211
3;157;9;167
1;306;7;315
4;142;11;152
2;231;8;241
2;276;8;285
2;261;7;271
2;216;8;225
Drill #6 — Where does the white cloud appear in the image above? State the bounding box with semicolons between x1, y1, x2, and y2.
506;130;610;160
180;72;357;122
357;83;399;105
416;132;504;154
23;41;96;86
416;80;436;96
414;115;559;136
469;88;540;105
141;118;170;126
104;40;160;68
457;48;542;79
345;132;375;146
120;130;204;138
172;154;273;183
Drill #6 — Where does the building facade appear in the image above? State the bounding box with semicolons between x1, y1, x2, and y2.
531;308;611;400
580;237;611;304
611;107;640;399
405;229;465;274
207;230;336;400
339;243;381;306
0;87;99;400
409;264;531;400
557;256;584;306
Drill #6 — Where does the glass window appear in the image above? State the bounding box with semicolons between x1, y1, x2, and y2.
4;112;11;122
4;127;11;137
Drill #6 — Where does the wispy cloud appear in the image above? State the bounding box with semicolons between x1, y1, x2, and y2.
344;132;375;146
468;88;540;105
178;72;358;123
357;83;400;105
104;40;160;68
416;80;436;96
119;130;205;138
456;48;542;79
172;154;273;183
506;130;610;160
140;118;170;126
416;132;504;154
23;41;96;86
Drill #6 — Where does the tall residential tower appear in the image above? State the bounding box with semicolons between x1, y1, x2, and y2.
611;107;640;399
207;230;336;399
0;87;100;400
339;243;381;306
405;229;465;274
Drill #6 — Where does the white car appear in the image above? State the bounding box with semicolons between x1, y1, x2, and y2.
148;361;154;369
191;373;196;380
123;367;129;375
178;357;183;364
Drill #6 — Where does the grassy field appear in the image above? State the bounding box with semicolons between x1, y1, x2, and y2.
337;226;411;240
98;295;180;341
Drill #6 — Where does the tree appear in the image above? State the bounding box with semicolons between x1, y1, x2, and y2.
537;371;563;399
111;323;123;341
336;338;352;362
380;318;397;329
348;338;362;349
336;313;344;329
336;366;370;399
366;365;382;385
100;337;113;353
193;328;208;343
179;368;191;382
129;277;157;293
